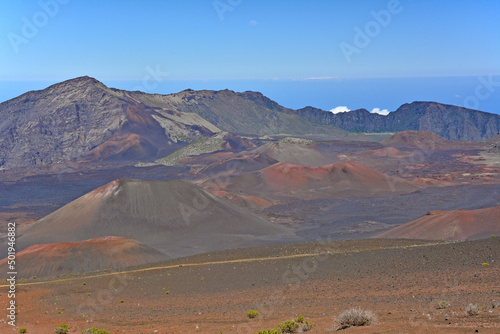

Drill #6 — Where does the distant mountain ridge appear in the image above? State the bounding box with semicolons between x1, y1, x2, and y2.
0;76;347;169
1;76;499;169
296;102;500;141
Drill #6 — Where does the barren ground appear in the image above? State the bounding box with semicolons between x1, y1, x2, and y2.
1;238;499;333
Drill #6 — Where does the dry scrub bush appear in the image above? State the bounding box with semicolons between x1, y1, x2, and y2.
465;303;480;316
436;300;450;309
335;308;376;330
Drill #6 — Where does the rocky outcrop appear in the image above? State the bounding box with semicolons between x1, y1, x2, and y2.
295;102;500;141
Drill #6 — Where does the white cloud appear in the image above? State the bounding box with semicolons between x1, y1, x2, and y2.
304;76;338;81
330;106;351;114
370;108;390;116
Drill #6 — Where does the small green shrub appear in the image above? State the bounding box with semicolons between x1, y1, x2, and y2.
294;315;304;323
257;330;281;334
335;308;376;330
246;310;260;318
277;321;299;333
255;318;313;334
81;327;110;334
19;329;27;333
54;324;69;334
437;300;450;309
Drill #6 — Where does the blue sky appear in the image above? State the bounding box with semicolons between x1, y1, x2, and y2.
1;0;499;112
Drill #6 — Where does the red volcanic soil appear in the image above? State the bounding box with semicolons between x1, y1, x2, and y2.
261;161;420;197
410;176;456;187
202;161;420;202
2;238;499;333
377;206;500;240
382;130;455;150
357;146;411;158
0;236;167;279
212;190;273;209
81;133;157;162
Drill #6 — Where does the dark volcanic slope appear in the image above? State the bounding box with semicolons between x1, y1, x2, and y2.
296;102;500;141
7;179;292;258
0;236;168;279
377;206;500;241
0;77;220;169
0;77;352;169
130;89;349;137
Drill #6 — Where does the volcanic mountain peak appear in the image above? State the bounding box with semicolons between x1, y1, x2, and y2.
11;178;291;258
50;75;103;88
81;178;121;199
0;77;352;169
0;77;227;168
